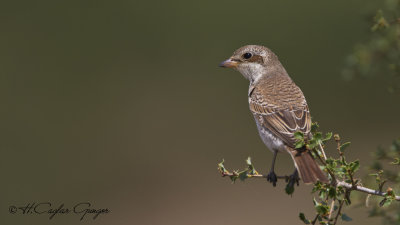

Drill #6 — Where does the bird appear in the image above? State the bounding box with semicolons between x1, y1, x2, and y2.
219;45;328;185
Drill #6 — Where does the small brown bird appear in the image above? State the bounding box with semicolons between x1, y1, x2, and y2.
220;45;328;185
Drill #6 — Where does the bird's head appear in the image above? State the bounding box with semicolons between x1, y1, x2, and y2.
220;45;279;83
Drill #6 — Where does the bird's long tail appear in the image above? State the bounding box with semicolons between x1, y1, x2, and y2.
288;147;329;184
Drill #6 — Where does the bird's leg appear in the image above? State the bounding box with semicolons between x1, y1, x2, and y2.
286;169;300;187
284;169;300;195
267;151;278;186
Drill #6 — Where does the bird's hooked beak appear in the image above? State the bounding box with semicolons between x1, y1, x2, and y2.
219;58;239;68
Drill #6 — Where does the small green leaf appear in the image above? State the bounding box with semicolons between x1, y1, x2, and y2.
299;213;310;224
315;204;329;216
391;158;400;165
319;190;326;199
218;159;228;174
323;132;333;141
379;198;392;207
341;213;353;221
295;140;305;149
311;122;319;133
238;171;248;181
340;142;351;152
390;138;400;153
313;132;322;141
313;198;318;206
328;187;337;198
371;10;389;31
286;183;295;195
313;198;329;216
245;157;252;165
307;139;318;150
294;131;304;140
349;160;360;173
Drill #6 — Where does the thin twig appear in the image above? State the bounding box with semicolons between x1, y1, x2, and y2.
221;171;289;180
328;199;336;220
319;143;327;160
334;134;343;159
311;214;319;225
333;199;345;225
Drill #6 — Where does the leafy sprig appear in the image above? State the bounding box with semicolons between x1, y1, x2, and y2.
218;123;399;225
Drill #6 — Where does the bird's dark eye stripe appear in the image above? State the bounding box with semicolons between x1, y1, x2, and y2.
243;52;252;59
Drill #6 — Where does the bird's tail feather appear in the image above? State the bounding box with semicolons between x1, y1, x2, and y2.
288;147;328;184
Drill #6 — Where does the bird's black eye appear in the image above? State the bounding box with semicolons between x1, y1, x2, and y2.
243;52;252;59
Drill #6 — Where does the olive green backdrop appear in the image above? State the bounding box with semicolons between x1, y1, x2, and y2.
1;0;399;225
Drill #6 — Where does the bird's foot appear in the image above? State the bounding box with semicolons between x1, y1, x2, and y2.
285;170;300;195
267;171;278;187
288;171;300;186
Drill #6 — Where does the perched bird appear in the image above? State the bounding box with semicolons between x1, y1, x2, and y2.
220;45;328;185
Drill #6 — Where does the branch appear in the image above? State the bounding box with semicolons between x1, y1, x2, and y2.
220;171;400;201
336;181;400;201
220;171;289;180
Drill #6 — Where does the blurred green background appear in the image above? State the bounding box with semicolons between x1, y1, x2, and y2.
1;0;399;224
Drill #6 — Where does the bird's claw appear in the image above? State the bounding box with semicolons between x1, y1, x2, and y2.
267;171;278;187
285;171;300;195
287;171;300;187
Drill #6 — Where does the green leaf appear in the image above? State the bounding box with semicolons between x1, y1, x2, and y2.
238;171;248;181
294;131;304;140
307;139;318;150
371;10;389;31
341;213;353;221
312;181;324;193
295;140;305;149
313;198;318;206
391;158;400;165
245;157;258;175
315;204;329;216
328;187;337;198
314;132;322;141
299;213;310;224
217;159;228;174
285;183;295;195
340;142;351;152
390;138;400;153
349;160;360;173
245;157;252;165
379;198;392;207
313;198;329;216
319;190;326;199
311;122;319;133
323;132;333;141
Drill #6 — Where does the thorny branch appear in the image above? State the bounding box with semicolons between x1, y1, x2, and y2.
218;127;400;225
219;170;400;201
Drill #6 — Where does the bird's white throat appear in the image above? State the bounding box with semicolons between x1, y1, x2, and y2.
237;63;266;84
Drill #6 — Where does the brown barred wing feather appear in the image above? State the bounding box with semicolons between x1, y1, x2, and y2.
249;76;311;148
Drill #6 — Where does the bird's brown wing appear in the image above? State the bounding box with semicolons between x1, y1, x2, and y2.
249;75;311;148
